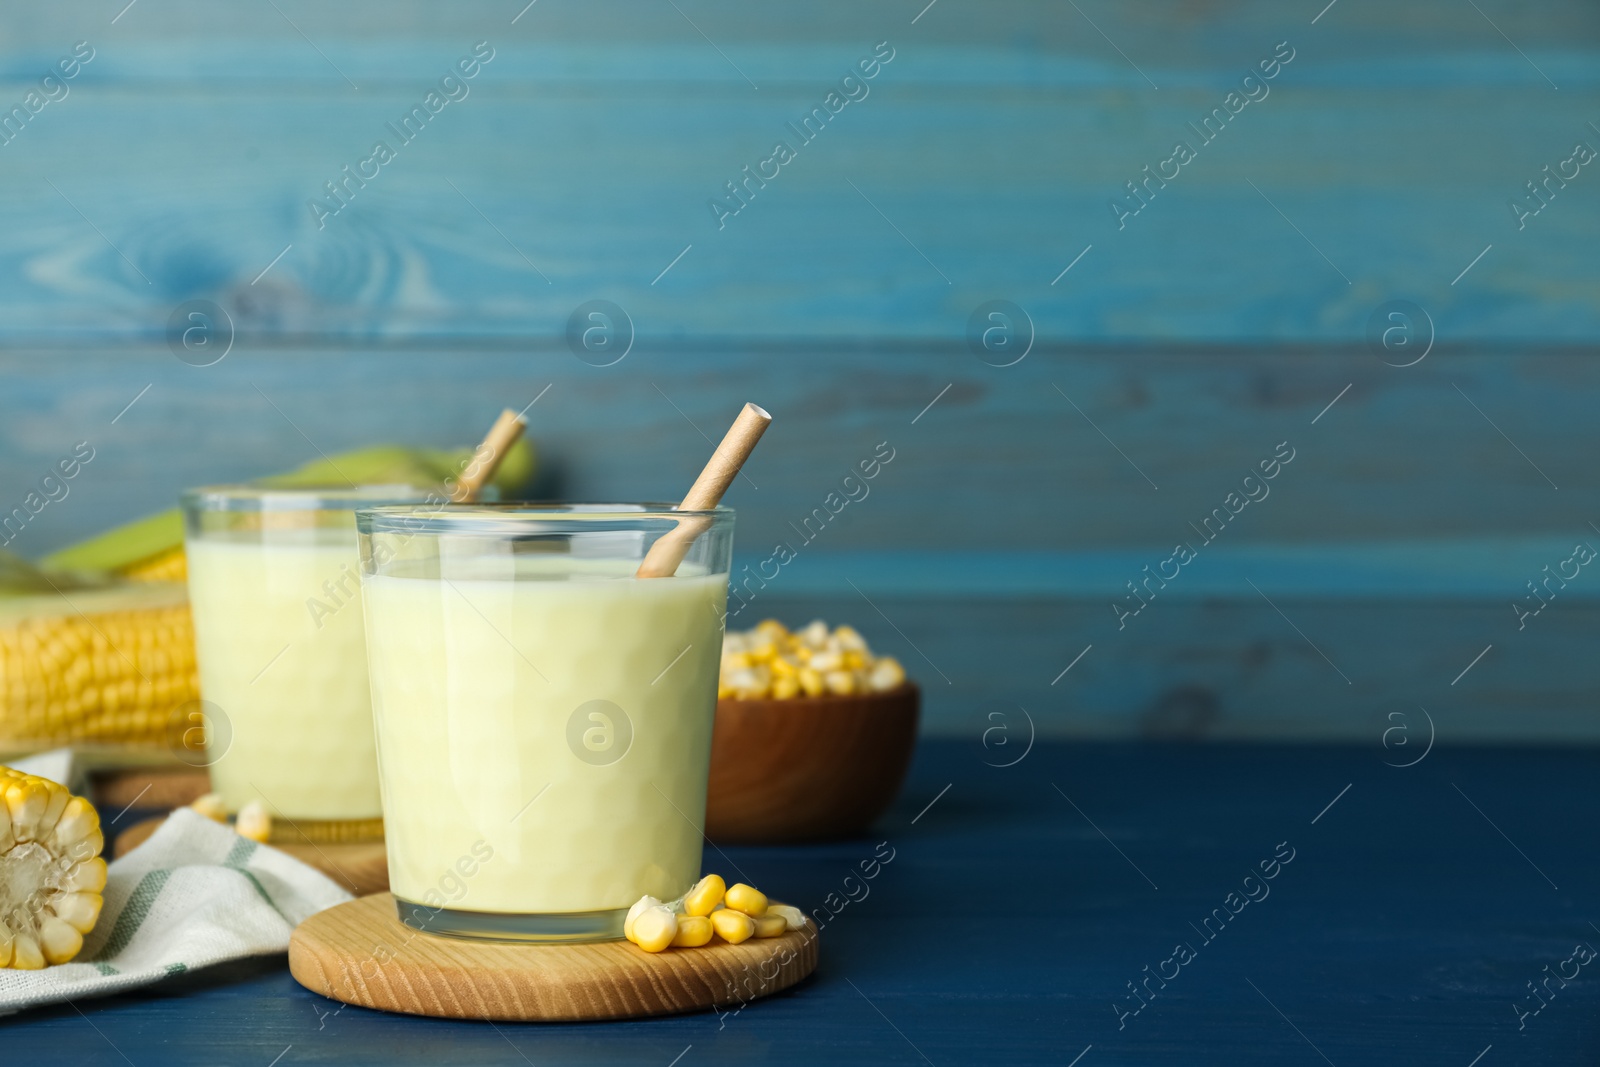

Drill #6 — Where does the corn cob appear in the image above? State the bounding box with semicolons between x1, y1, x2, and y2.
13;439;538;749
120;547;187;583
0;584;200;751
0;765;107;967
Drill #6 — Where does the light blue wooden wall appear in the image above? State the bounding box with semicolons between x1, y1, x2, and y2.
2;1;1596;739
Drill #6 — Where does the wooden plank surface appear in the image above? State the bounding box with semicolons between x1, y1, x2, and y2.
0;1;1595;342
3;346;1592;555
4;739;1597;1063
747;589;1600;741
3;1;1596;743
5;344;1595;739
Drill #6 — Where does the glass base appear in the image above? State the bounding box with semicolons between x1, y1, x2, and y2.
394;898;627;944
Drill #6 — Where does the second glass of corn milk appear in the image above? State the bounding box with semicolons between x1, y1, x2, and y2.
182;485;432;835
356;503;733;942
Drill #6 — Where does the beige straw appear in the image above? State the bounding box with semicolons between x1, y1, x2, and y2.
450;408;527;503
636;402;771;578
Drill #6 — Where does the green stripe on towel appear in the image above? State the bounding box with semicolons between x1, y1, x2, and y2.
222;837;275;906
95;867;173;959
223;837;258;868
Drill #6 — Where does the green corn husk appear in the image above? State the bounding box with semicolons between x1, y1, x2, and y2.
37;438;536;577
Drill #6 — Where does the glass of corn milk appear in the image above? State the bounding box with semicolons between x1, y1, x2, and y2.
355;503;734;942
181;485;433;835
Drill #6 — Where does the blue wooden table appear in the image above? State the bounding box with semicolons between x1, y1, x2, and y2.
13;738;1595;1065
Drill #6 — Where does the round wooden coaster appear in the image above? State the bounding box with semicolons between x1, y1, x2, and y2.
113;816;390;897
289;893;819;1022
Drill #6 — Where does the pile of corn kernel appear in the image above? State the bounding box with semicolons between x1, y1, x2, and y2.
625;875;806;952
719;620;906;700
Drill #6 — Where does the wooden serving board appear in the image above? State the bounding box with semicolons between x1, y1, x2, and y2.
290;893;819;1022
92;765;211;813
113;815;390;897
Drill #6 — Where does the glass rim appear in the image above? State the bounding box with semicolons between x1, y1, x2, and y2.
181;483;440;513
356;501;734;536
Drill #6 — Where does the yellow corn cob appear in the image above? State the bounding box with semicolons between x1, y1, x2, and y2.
0;765;107;967
0;584;201;751
120;547;188;583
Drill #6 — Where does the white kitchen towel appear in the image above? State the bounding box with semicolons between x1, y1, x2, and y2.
0;807;352;1014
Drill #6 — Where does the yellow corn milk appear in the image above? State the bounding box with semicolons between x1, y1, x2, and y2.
361;558;726;915
186;531;380;820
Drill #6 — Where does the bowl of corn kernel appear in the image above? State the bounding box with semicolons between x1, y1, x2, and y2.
705;619;918;843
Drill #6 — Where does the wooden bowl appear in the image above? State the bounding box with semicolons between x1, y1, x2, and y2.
704;683;919;843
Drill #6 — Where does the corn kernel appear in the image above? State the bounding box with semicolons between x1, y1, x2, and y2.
868;657;906;692
720;620;912;699
724;883;768;917
766;903;807;931
823;670;856;696
727;666;772;699
11;934;43;970
39;916;82;965
235;800;271;843
798;620;829;648
684;874;726;916
809;650;843;672
625;895;663;942
753;914;787;938
710;909;755;944
632;907;678;953
833;625;868;652
672;914;714;948
189;793;227;823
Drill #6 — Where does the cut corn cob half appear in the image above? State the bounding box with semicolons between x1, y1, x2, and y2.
0;765;106;968
0;583;201;751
